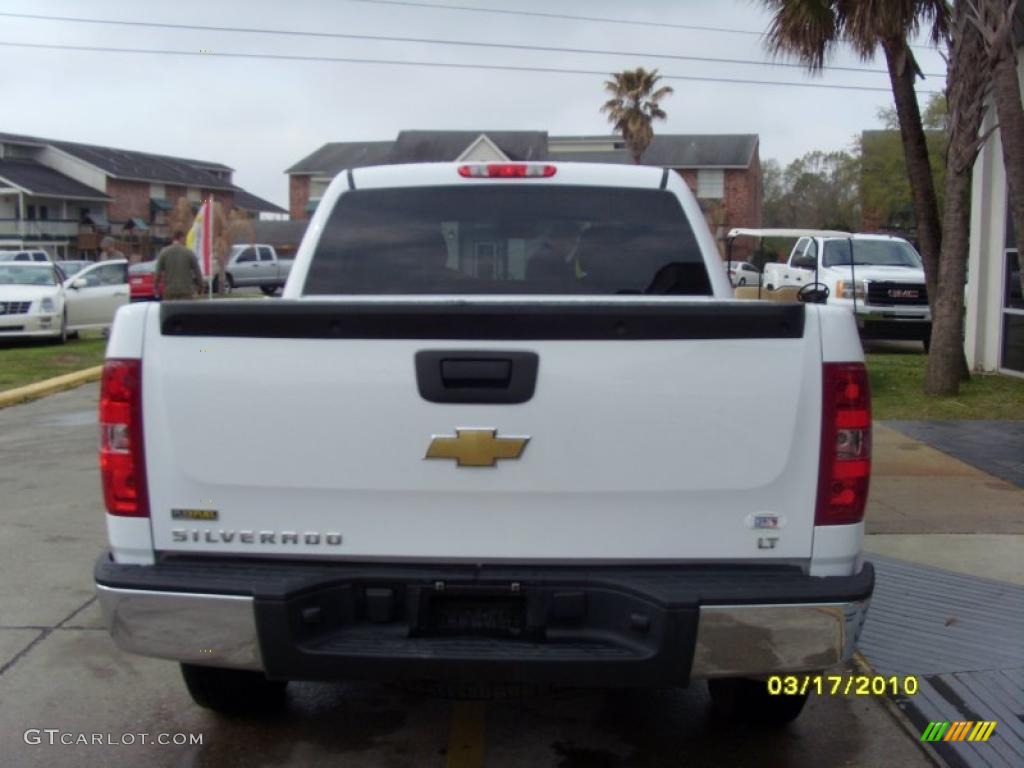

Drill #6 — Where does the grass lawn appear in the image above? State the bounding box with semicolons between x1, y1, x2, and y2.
867;351;1024;420
0;333;107;391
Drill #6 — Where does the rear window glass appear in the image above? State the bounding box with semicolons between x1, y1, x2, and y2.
303;186;710;295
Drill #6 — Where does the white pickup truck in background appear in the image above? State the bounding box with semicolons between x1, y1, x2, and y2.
94;162;873;725
755;231;931;349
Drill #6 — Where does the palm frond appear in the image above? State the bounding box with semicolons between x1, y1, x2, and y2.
763;0;840;72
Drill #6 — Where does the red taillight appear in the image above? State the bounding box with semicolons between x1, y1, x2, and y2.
816;363;871;526
99;359;149;517
458;163;557;178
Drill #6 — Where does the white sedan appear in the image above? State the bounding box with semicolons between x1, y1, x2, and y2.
727;261;762;286
0;260;130;343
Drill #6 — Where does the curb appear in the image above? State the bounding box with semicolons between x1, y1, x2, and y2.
0;365;103;409
851;650;947;768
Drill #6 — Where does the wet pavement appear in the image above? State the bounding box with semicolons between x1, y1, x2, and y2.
0;385;937;767
885;421;1024;489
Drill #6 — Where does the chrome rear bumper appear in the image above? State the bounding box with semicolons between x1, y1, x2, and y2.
97;563;871;681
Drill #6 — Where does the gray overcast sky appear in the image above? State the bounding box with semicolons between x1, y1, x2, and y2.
0;0;948;208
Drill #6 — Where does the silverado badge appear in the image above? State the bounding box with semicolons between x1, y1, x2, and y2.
425;428;529;467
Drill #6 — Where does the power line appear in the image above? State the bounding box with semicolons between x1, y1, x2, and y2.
0;40;942;94
0;11;946;78
343;0;943;53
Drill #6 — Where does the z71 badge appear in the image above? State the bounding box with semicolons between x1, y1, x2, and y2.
171;508;219;522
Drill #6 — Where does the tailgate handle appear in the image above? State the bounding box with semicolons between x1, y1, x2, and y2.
441;359;512;388
416;350;538;404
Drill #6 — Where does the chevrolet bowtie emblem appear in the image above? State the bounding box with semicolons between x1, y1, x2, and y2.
425;428;530;467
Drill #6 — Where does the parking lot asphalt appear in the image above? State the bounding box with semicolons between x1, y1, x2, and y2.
0;384;936;768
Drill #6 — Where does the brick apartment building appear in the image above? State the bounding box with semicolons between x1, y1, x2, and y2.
285;131;762;255
0;131;285;259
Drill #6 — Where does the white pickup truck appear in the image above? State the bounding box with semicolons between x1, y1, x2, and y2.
94;162;873;724
753;230;931;349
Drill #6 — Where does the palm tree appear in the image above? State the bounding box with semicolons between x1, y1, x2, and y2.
761;0;985;392
601;68;674;164
763;0;947;310
924;1;993;393
970;0;1024;302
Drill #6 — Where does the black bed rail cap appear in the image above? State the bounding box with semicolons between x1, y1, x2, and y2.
159;300;805;341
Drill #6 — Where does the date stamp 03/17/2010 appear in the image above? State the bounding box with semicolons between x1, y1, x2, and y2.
766;674;919;696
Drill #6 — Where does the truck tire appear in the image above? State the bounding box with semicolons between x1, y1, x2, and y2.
707;677;809;724
180;664;287;714
213;276;232;296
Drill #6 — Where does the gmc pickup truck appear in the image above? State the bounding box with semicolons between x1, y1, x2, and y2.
750;230;931;349
94;162;873;724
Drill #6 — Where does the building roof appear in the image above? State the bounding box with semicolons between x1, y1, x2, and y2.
286;131;549;175
388;130;549;163
232;187;287;214
287;132;759;177
547;149;634;164
0;159;110;200
285;141;395;175
0;131;234;189
550;134;759;168
249;219;308;247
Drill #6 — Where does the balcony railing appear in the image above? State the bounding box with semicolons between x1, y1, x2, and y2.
0;219;80;238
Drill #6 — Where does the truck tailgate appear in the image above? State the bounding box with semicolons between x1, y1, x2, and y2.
142;300;822;562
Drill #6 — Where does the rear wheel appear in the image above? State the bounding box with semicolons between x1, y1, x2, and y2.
180;664;287;714
707;677;809;725
738;277;747;286
213;275;233;295
260;285;279;297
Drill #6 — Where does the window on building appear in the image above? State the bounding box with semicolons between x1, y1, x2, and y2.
1002;196;1023;373
696;169;725;199
39;206;48;221
309;178;330;199
150;183;165;199
26;205;36;220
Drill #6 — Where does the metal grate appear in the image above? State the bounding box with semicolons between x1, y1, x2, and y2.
859;555;1024;768
0;301;31;315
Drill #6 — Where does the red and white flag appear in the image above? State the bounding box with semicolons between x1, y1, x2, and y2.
186;199;214;278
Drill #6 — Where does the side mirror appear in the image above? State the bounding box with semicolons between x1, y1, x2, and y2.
797;282;830;304
70;277;87;289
